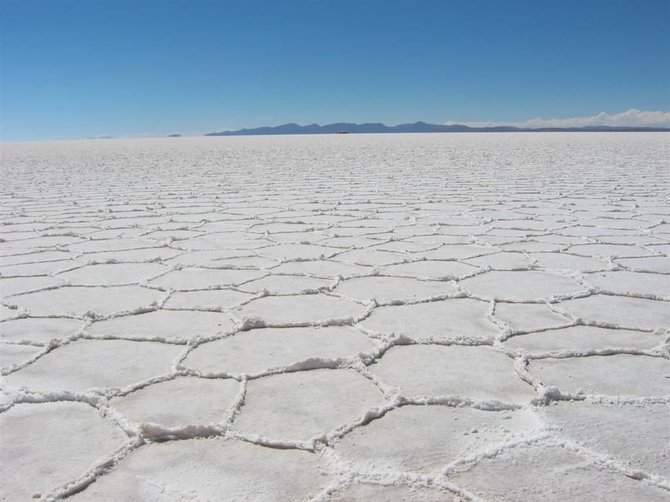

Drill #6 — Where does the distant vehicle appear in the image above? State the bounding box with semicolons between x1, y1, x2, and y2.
335;131;349;134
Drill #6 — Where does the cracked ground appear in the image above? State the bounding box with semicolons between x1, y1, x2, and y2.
0;133;669;501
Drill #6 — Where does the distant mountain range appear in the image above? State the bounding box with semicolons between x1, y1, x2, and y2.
205;121;669;136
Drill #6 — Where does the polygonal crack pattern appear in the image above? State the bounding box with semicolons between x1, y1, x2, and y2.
233;369;386;443
0;402;128;501
1;134;669;500
68;438;328;501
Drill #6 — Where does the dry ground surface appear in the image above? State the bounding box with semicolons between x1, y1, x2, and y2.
1;133;669;501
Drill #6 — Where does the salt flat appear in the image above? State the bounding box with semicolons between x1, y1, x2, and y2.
0;133;669;501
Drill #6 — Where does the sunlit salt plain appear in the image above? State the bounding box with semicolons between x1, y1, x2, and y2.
1;133;669;501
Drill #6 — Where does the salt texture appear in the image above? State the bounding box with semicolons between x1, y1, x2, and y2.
1;133;669;500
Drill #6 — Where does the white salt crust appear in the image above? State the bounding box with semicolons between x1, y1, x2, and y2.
0;133;668;501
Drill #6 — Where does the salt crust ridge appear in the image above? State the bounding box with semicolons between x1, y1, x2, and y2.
0;134;669;500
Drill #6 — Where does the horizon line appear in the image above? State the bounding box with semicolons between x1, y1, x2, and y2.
3;108;670;142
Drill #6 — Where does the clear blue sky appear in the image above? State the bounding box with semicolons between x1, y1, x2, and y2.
1;0;669;140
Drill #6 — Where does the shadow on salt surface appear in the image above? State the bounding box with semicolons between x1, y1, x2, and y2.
68;438;328;502
0;402;128;501
527;354;670;397
85;309;236;342
322;235;390;249
530;252;610;272
333;405;543;474
331;248;407;266
0;249;75;266
109;376;240;428
416;244;495;260
462;251;533;271
183;326;378;376
584;271;670;299
0;275;65;297
569;243;653;258
379;260;478;280
256;243;338;261
232;294;368;326
493;302;572;334
238;274;333;295
448;442;669;501
333;275;457;304
359;299;498;342
538;401;670;478
0;343;42;369
559;295;670;330
162;288;254;310
460;270;586;302
148;267;265;290
81;246;181;263
56;262;168;286
503;325;663;354
0;317;83;344
67;238;158;253
0;305;25;324
10;285;164;317
499;240;565;253
4;339;182;393
233;369;385;442
270;259;372;278
0;236;84;250
164;248;253;266
369;345;536;405
0;258;85;276
326;483;452;501
615;255;670;273
211;255;279;268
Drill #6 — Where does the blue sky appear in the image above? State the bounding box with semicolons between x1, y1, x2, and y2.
1;0;669;140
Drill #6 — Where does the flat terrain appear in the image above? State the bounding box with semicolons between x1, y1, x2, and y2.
1;133;669;501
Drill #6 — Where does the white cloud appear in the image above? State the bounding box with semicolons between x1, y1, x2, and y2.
445;109;670;128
